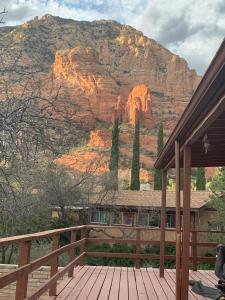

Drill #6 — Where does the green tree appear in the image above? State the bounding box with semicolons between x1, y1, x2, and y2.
154;122;164;190
207;167;225;230
109;117;120;190
196;167;206;190
130;113;140;190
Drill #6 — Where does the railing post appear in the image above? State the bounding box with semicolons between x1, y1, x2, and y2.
80;227;87;265
160;169;167;278
49;234;60;296
192;230;197;271
136;228;141;269
68;230;77;277
15;241;31;300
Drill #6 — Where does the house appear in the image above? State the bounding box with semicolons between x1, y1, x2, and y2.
88;190;215;243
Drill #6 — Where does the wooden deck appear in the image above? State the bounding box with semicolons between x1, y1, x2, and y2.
54;266;218;300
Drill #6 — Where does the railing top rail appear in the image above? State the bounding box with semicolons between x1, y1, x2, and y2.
86;225;176;231
1;224;225;247
0;225;85;246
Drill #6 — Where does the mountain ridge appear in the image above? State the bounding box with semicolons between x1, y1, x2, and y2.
0;14;202;183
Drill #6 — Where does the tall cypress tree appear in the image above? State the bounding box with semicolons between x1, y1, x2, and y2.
130;113;140;190
154;122;164;190
109;117;120;190
196;167;206;190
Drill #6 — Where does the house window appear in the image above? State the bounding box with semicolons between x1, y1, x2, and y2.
113;211;122;225
149;211;160;227
139;211;160;227
139;212;148;226
122;212;135;226
166;212;175;228
91;209;108;224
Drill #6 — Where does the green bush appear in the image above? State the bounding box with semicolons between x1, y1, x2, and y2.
85;243;135;267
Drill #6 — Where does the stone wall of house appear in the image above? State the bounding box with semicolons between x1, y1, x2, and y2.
0;264;64;299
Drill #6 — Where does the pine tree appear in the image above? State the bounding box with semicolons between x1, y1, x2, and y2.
154;122;164;190
130;113;140;190
196;167;206;190
109;117;120;190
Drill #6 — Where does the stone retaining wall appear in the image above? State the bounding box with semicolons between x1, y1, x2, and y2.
0;264;64;299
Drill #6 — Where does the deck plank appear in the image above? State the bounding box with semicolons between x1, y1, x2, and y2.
56;266;87;299
119;267;128;300
77;266;102;299
53;267;218;300
66;266;96;300
127;268;138;300
98;267;115;300
153;268;175;299
146;268;168;300
108;267;121;300
87;266;108;300
141;268;158;300
134;268;148;300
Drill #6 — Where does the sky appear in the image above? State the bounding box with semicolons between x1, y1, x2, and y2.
0;0;224;75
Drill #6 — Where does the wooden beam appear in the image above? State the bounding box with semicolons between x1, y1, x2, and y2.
159;169;167;278
175;141;181;300
181;146;191;300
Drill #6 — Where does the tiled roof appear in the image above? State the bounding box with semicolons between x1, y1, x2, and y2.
89;190;210;209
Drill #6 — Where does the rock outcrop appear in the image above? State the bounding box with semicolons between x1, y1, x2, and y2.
126;84;154;127
0;15;202;184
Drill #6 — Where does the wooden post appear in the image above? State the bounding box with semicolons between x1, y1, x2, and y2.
68;230;77;277
181;146;191;300
80;228;86;265
160;169;167;278
49;234;60;296
191;230;197;271
175;141;181;300
135;228;141;269
15;241;31;300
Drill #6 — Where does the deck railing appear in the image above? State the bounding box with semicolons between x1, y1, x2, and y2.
0;225;222;299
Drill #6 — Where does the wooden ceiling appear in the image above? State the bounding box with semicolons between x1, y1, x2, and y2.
191;110;225;167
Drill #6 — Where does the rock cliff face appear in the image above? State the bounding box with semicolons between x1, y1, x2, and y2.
0;15;202;183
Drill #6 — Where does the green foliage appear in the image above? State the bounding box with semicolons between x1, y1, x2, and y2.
130;116;140;190
85;243;135;267
207;167;225;228
109;118;120;190
154;122;164;190
197;251;215;270
196;167;206;190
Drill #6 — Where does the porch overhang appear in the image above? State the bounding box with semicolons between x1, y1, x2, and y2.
154;38;225;170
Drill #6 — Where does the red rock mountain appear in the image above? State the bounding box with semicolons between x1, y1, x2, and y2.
0;15;202;183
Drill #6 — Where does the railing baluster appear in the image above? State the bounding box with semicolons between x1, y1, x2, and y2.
15;240;31;300
49;234;60;296
192;230;197;271
136;228;141;269
68;230;77;277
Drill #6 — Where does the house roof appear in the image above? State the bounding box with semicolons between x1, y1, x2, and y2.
89;190;210;210
154;38;225;169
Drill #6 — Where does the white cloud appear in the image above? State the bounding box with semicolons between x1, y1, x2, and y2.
0;0;224;74
136;0;225;74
